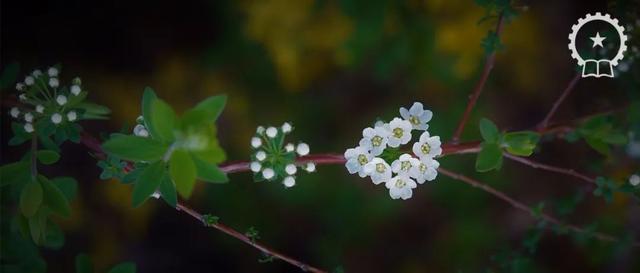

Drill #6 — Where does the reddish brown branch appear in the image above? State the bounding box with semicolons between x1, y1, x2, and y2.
503;153;596;185
451;13;506;143
537;73;581;130
437;167;635;246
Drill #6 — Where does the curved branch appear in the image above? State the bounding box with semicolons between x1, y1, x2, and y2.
503;153;596;185
537;73;581;130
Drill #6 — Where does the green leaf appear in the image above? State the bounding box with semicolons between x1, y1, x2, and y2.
150;99;177;142
28;208;48;244
158;175;177;208
0;161;30;187
52;177;78;200
169;149;197;198
475;142;503;172
20;180;43;217
75;254;94;273
192;95;227;122
43;220;65;249
76;102;111;120
107;262;136;273
584;136;610;156
37;150;60;165
192;154;228;183
479;118;500;143
38;176;71;217
102;134;169;161
502;131;539;156
131;161;165;207
141;87;161;140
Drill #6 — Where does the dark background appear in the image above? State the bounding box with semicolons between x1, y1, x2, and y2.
2;0;639;272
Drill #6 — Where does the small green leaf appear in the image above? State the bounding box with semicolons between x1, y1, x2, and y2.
102;134;169;161
0;161;30;187
475;142;503;172
52;177;78;201
131;161;165;207
107;262;136;273
39;176;71;217
150;99;177;142
37;150;60;165
170;150;197;198
503;131;539;156
28;208;48;244
20;180;43;217
158;175;177;208
141;87;161;140
584;136;610;156
192;95;227;122
192;154;228;183
479;118;500;143
76;254;94;273
43;220;65;249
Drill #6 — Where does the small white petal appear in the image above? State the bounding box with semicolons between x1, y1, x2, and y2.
305;162;316;173
56;95;67;106
71;85;82;95
48;78;59;88
283;176;296;187
48;67;59;77
32;70;42;77
256;151;267;161
24;113;33;122
24;123;34;133
262;168;275;180
250;162;262;173
630;174;640;186
256;126;265;134
19;94;28;101
251;137;262;148
10;107;20;118
25;76;35;86
285;143;295;152
16;83;24;91
285;164;297;175
36;105;44;113
296;143;310;156
51;113;62;124
266;127;278;138
282;122;292;133
67;111;77;121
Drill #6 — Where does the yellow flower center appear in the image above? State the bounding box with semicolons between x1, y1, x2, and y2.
419;163;426;173
421;143;431;154
371;136;383;147
393;128;403;138
357;154;368;165
375;163;386;173
395;179;406;188
409;116;420;125
400;161;412;171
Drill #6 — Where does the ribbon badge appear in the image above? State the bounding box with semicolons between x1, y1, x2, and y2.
568;13;628;78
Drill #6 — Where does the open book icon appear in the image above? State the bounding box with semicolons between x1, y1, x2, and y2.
582;59;614;78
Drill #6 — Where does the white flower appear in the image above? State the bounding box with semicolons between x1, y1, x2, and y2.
363;157;392;184
387;118;412;148
285;164;297;175
19;94;27;101
71;85;82;95
630;174;640;186
47;67;59;77
262;168;275;180
32;70;42;77
36;105;44;113
250;162;262;173
285;143;295;152
283;176;296;187
255;150;267;161
400;102;432;130
414;157;439;184
56;95;67;106
266;126;278;138
9;107;20;118
133;124;149;137
256;126;265;134
251;137;262;148
51;113;62;124
24;123;34;133
359;126;390;156
49;78;59;88
344;146;373;177
282;122;292;133
296;143;310;156
391;154;420;177
412;131;442;159
385;175;417;200
67;111;77;121
25;76;35;86
24;113;34;122
305;162;316;173
151;191;161;199
16;83;24;91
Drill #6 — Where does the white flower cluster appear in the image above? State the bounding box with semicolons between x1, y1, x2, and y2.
9;67;84;133
250;122;315;188
344;102;442;200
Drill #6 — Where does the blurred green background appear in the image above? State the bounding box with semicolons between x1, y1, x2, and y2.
1;0;639;272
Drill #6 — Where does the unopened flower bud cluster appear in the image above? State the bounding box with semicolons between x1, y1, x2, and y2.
8;66;85;133
344;102;442;200
250;122;315;188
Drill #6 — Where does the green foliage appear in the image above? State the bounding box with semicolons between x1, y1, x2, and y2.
150;99;177;142
593;177;617;203
481;31;504;55
479;118;500;143
102;134;168;161
192;155;228;184
475;118;539;172
0;161;30;187
245;226;260;243
476;142;503;172
169;149;197;198
36;150;60;165
97;155;128;180
202;214;219;226
20;180;43;218
39;176;71;217
502;131;539;156
569;115;628;156
131;161;166;207
158;175;177;208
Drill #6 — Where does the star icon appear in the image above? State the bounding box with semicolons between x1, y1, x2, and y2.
590;32;606;48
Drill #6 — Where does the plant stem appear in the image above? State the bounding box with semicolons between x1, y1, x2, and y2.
30;133;38;181
537;73;581;130
451;13;506;143
503;153;596;185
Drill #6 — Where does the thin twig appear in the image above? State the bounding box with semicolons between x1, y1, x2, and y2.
537;73;581;130
503;153;596;185
451;13;506;143
437;167;636;246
